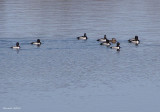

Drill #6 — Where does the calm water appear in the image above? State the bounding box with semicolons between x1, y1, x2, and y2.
1;0;160;112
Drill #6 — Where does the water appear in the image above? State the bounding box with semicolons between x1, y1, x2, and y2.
1;0;160;112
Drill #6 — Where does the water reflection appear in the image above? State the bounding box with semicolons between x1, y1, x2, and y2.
15;49;20;54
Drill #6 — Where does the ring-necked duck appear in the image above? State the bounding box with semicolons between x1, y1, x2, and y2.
11;42;20;49
77;33;88;40
109;38;117;43
110;42;120;51
31;39;41;45
128;36;140;44
97;35;108;42
100;39;111;46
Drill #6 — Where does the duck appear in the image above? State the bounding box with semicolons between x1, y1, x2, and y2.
31;39;41;45
77;33;88;40
109;38;117;43
128;36;140;44
11;42;20;49
128;36;137;41
100;39;111;46
110;42;120;51
97;35;108;42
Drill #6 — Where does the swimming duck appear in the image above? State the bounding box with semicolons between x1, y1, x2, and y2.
109;38;117;43
97;35;108;42
11;42;20;49
31;39;41;45
128;36;140;44
100;39;111;46
77;33;88;40
110;42;120;51
128;36;137;42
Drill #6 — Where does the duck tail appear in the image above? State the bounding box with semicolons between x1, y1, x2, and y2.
128;39;131;43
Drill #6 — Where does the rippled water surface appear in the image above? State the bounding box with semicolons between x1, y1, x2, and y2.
1;0;160;112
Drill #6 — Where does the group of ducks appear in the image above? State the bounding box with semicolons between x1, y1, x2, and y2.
11;34;140;50
77;33;140;51
11;39;41;49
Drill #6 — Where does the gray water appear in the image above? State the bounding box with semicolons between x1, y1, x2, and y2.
1;0;160;112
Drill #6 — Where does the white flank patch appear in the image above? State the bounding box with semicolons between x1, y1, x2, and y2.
33;42;41;45
79;37;87;40
102;42;110;46
12;46;20;49
112;46;119;49
98;38;106;42
132;41;139;44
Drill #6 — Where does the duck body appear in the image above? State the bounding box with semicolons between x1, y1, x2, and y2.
11;46;20;49
130;40;140;44
128;38;135;42
31;39;41;45
77;33;88;40
100;40;111;46
77;36;87;40
110;42;120;51
97;38;107;42
128;36;140;44
97;35;107;42
11;42;20;49
31;42;41;45
111;46;120;50
109;38;117;43
100;42;111;46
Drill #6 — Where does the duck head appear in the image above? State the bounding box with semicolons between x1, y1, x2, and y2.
117;42;120;47
37;39;40;43
104;35;107;39
16;42;19;47
135;36;138;41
